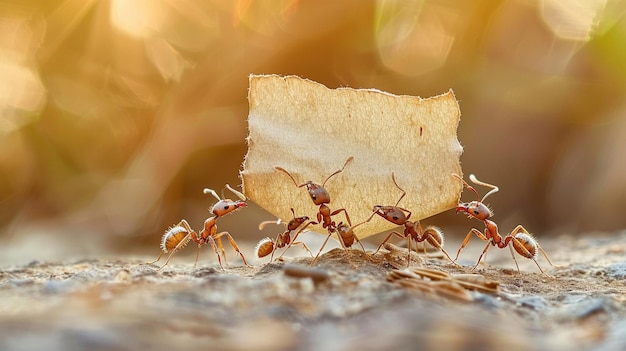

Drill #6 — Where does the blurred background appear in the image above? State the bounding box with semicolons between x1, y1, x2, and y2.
1;0;625;264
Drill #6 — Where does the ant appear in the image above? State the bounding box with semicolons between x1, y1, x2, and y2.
452;174;559;275
362;173;455;267
275;157;355;264
148;184;250;270
255;208;314;261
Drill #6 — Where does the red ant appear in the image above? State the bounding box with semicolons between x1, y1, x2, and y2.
148;184;250;270
255;208;314;261
275;157;355;264
453;174;559;275
362;173;455;266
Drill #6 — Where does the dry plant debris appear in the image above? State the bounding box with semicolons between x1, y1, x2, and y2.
1;232;626;350
387;267;499;302
241;74;463;238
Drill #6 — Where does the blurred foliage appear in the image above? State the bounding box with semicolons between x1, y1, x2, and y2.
1;0;625;261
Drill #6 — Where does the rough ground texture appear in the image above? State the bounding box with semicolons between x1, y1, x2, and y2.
1;231;625;351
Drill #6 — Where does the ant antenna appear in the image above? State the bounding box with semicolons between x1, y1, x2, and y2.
224;184;246;201
258;218;281;231
391;172;406;207
203;187;221;201
322;156;354;187
468;174;499;202
452;174;481;201
204;184;245;201
274;166;305;188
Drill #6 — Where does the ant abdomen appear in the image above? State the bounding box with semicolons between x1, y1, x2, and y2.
423;226;445;248
255;237;275;258
161;221;193;253
512;233;538;259
337;222;356;247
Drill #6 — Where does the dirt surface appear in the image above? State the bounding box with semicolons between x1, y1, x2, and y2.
1;232;625;351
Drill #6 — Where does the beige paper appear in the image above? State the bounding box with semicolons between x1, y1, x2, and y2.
241;75;463;239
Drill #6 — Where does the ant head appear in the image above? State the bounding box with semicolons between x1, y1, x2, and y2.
276;158;352;206
456;201;492;220
373;205;407;225
304;182;330;205
287;215;309;231
211;199;247;217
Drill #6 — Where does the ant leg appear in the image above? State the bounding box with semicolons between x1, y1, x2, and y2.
471;241;493;271
299;242;314;257
157;232;193;270
310;232;333;266
374;231;404;254
147;251;164;265
277;222;312;260
373;231;410;265
537;244;560;268
151;220;194;265
424;233;456;265
505;226;555;276
406;236;413;267
193;245;201;268
288;242;314;257
506;241;523;273
454;228;487;262
355;236;366;253
214;231;250;267
269;235;281;262
416;223;456;264
330;208;352;226
215;236;227;263
510;225;560;269
508;237;553;277
207;237;224;270
159;251;178;271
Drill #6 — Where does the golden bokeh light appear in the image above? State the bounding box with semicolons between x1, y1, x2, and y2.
110;0;167;38
375;0;455;76
0;0;625;263
540;0;606;41
0;15;47;133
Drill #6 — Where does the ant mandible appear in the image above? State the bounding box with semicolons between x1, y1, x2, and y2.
275;157;354;264
255;208;314;261
452;174;559;275
362;172;455;267
148;184;250;270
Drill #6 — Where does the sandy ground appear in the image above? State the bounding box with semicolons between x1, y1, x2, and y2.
0;231;625;351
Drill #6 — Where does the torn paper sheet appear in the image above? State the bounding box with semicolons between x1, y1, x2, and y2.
241;74;463;239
